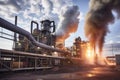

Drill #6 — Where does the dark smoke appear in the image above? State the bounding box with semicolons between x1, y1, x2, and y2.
84;0;120;54
56;5;80;42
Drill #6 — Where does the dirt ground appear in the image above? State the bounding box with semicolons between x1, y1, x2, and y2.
0;65;120;80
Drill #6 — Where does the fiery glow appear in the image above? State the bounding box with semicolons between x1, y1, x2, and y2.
85;44;95;64
86;47;92;58
85;43;107;65
87;73;95;77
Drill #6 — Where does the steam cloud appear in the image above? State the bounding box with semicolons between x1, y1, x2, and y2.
0;0;80;44
56;5;80;42
84;0;120;54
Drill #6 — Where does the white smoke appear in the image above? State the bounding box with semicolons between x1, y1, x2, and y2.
0;0;80;42
56;5;80;42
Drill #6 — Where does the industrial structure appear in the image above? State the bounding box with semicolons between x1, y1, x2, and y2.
0;16;82;72
0;15;119;72
14;19;56;55
73;37;82;57
0;17;69;71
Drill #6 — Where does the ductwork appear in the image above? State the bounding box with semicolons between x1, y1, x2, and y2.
31;21;39;34
0;18;67;54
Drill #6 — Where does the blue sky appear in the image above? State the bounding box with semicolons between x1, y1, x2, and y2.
0;0;120;54
65;0;89;46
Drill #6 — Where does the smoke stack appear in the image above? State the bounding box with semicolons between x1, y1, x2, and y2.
56;5;80;43
84;0;120;54
0;17;69;54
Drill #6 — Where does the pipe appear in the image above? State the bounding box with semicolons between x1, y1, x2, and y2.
31;21;39;34
14;16;17;42
0;18;67;54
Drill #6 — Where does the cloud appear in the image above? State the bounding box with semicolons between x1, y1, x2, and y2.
56;5;80;42
0;0;80;34
0;0;22;11
0;0;72;21
41;0;53;14
0;0;81;50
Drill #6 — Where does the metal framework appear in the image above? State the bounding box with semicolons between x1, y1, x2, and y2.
0;17;74;72
0;49;65;71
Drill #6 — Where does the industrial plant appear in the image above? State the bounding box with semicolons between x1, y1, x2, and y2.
0;16;88;71
1;0;120;80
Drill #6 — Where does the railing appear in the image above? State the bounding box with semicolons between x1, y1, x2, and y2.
0;30;14;41
0;49;65;71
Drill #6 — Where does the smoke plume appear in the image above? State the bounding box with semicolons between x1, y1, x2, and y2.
0;0;80;42
56;5;80;42
84;0;120;54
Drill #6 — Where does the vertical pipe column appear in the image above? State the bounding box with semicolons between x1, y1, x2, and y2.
14;16;17;42
13;16;17;50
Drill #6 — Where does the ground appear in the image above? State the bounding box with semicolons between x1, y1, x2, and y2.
0;65;120;80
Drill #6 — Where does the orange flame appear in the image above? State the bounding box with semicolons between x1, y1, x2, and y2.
85;42;107;65
86;44;95;64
